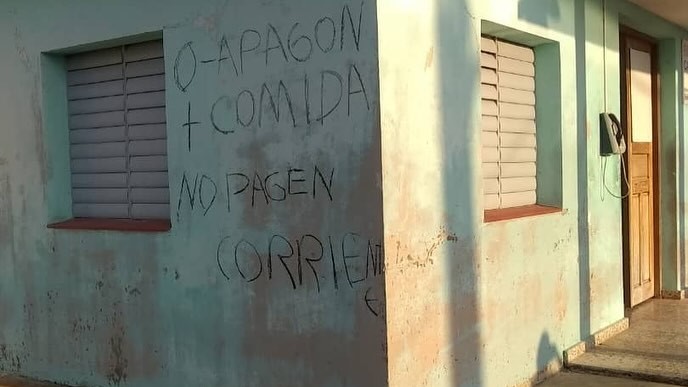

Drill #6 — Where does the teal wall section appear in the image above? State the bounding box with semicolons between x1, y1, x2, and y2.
1;1;688;387
0;1;387;387
579;0;624;337
682;41;688;290
657;38;681;291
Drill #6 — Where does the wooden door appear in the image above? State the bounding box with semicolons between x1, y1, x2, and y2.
620;31;658;307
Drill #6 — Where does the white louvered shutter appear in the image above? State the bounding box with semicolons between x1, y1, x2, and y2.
67;40;169;220
481;36;537;210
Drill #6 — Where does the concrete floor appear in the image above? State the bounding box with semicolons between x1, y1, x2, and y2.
539;371;675;387
567;299;688;385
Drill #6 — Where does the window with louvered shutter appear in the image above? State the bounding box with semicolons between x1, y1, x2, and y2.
481;36;537;210
66;40;169;220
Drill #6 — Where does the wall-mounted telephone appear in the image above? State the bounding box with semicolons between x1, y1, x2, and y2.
600;113;626;156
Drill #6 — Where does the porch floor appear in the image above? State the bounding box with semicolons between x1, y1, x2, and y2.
566;299;688;385
539;371;675;386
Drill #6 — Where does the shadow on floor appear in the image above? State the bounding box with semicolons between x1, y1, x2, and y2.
566;300;688;385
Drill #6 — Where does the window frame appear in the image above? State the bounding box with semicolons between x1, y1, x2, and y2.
481;35;539;211
44;35;171;232
480;24;563;223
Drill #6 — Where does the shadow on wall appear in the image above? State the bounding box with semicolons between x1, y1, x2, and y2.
520;0;595;341
537;331;562;380
519;0;598;345
572;0;592;343
436;0;483;385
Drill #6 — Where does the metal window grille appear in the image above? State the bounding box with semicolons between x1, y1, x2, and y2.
66;40;169;219
481;36;537;210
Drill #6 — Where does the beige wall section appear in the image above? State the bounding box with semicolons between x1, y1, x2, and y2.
378;0;483;385
378;0;618;385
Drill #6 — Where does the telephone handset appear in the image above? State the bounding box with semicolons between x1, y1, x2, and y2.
600;113;626;156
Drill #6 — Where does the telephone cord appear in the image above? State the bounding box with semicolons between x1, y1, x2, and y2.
602;154;631;200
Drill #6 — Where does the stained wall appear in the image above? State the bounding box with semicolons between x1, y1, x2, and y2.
0;1;387;386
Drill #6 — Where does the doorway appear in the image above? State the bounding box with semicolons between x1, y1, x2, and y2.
620;28;660;308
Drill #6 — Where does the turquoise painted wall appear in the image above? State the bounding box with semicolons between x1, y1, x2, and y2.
380;0;688;386
2;0;688;387
0;1;387;387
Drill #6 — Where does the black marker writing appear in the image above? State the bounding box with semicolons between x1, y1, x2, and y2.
174;42;197;92
183;102;201;152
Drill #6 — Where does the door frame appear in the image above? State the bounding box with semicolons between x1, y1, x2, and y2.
619;26;662;308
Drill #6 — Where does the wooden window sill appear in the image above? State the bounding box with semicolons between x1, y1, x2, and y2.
484;204;561;223
48;218;171;232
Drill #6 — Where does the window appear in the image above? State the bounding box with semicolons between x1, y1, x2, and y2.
481;36;538;211
66;40;169;221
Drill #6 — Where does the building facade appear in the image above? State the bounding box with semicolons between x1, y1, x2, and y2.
0;0;687;386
